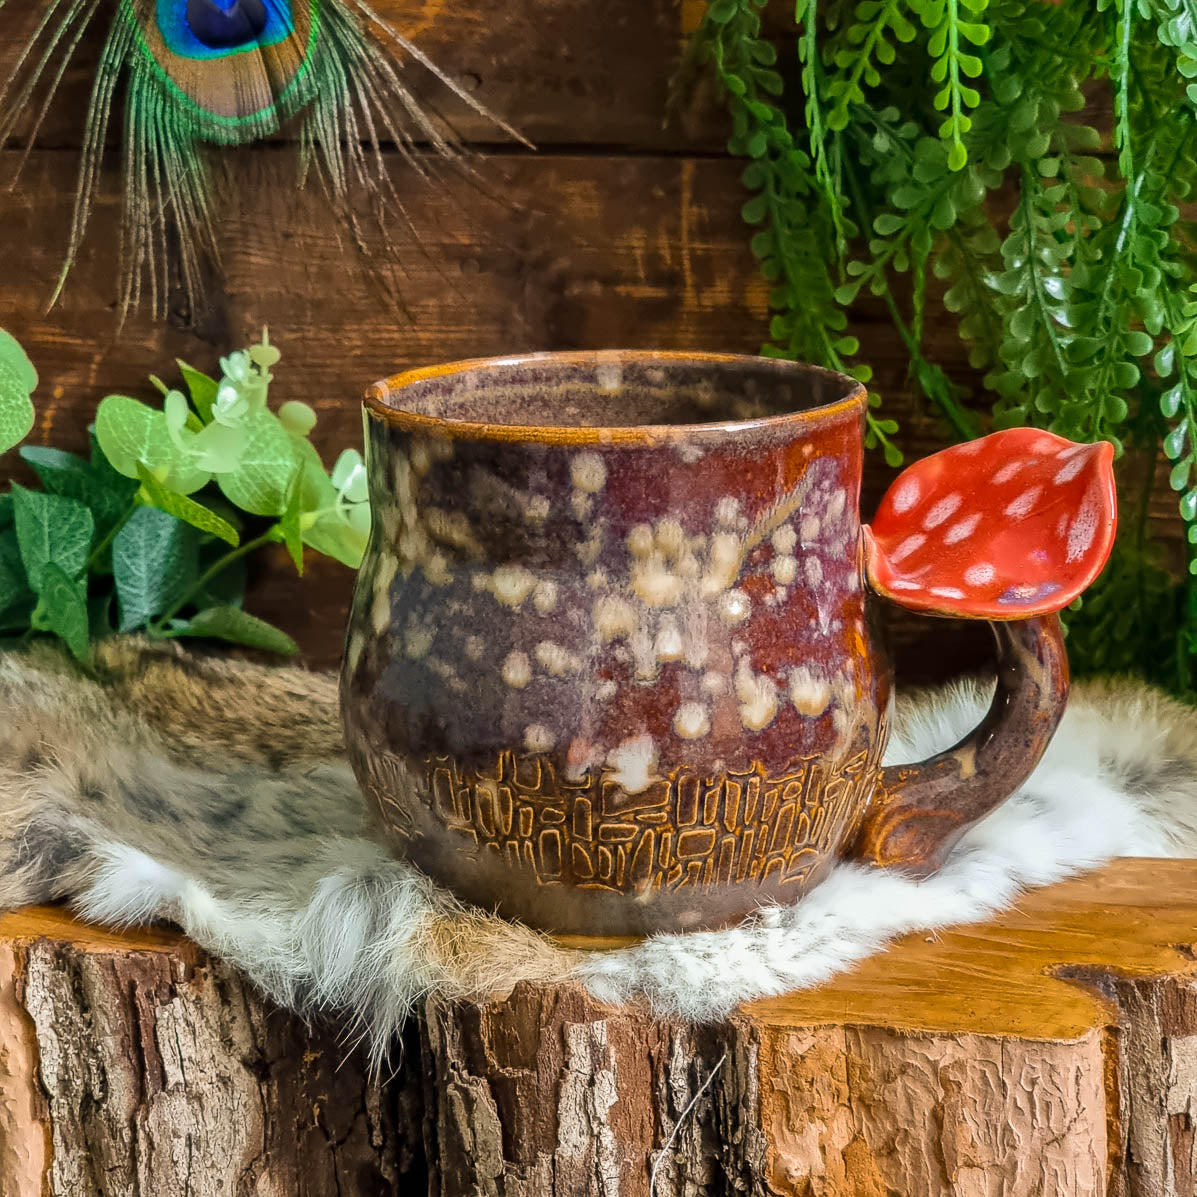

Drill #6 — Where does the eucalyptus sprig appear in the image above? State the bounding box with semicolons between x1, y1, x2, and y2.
0;329;370;660
684;0;1197;695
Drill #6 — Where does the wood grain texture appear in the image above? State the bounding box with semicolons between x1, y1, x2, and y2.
1;859;1195;1195
4;147;998;674
0;0;721;151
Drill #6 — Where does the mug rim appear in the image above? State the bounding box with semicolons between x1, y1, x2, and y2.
364;349;868;446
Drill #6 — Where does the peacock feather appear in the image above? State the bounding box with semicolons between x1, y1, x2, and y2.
0;0;524;321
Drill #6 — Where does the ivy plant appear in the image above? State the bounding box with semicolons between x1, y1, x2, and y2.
681;0;1197;696
0;329;370;660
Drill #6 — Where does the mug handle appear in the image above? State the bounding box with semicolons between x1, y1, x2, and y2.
848;613;1068;874
846;425;1118;875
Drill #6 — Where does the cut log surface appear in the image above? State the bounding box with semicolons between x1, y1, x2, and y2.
0;858;1195;1195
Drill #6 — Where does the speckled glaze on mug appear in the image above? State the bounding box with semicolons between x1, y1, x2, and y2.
340;352;1105;936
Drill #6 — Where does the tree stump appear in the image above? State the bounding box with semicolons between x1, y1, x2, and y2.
0;909;423;1195
1;859;1195;1195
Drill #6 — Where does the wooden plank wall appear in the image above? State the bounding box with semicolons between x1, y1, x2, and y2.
0;0;1052;677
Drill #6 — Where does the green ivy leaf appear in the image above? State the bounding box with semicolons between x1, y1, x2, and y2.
0;329;36;455
38;561;90;662
135;463;239;546
19;445;137;536
170;605;298;655
11;485;93;591
112;506;200;632
94;395;210;495
0;527;32;629
216;407;298;516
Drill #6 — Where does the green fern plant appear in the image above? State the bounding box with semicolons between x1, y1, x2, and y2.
682;0;1197;696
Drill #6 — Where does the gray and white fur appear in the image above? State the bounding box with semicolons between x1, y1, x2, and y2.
1;638;1194;1062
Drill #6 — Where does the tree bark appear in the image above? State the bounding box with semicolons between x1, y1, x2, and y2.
418;858;1197;1197
1;859;1196;1195
0;910;422;1196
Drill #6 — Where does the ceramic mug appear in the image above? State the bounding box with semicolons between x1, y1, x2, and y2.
340;352;1116;937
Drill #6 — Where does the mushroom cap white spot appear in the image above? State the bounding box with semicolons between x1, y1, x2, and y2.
992;460;1026;484
889;533;926;563
654;616;684;662
375;553;399;595
1066;495;1100;562
701;532;743;596
890;479;921;513
963;562;995;586
1004;486;1043;518
1054;455;1088;484
922;493;962;529
371;590;392;635
405;625;435;659
655;518;686;557
346;632;366;674
943;513;981;545
631;557;684;606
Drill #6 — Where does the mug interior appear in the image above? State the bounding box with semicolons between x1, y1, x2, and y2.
368;352;863;432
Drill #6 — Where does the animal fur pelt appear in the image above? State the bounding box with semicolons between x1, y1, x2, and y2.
1;637;1195;1061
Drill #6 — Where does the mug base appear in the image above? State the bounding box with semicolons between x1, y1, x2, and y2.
388;825;837;937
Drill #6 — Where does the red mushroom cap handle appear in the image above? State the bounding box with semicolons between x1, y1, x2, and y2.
849;428;1114;875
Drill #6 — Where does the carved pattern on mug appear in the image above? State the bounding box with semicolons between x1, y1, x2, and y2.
365;747;883;897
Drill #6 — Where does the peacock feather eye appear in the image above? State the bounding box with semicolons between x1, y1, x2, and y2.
134;0;316;140
183;0;271;52
0;0;526;322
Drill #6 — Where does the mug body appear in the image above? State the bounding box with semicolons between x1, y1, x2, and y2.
341;352;890;936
